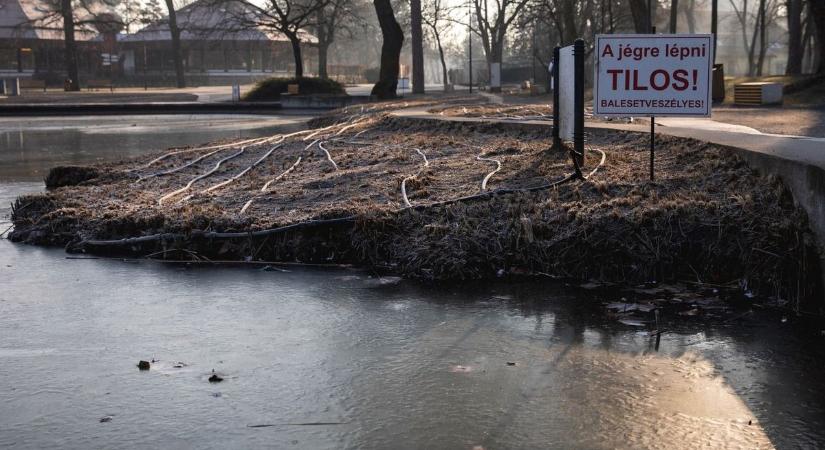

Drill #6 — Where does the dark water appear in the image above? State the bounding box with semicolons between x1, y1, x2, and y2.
0;114;311;181
1;117;825;449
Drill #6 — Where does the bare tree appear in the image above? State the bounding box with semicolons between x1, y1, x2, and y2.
811;0;825;73
730;0;757;74
711;0;718;61
220;0;331;78
118;0;163;33
802;0;817;72
410;0;425;93
670;0;679;32
680;0;703;33
422;0;451;89
629;0;651;32
471;0;530;91
314;0;364;79
163;0;185;87
786;0;804;74
60;0;81;90
371;0;404;98
730;0;781;75
523;0;596;47
755;0;768;75
21;0;123;91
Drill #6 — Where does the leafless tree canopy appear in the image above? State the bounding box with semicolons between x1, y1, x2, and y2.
208;0;332;77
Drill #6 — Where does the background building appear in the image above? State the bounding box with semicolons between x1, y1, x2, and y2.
0;0;317;87
118;0;318;86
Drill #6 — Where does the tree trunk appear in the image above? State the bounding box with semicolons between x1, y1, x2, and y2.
61;0;80;91
318;42;329;79
756;0;766;76
684;0;697;33
285;32;304;78
786;0;803;74
746;0;759;75
316;9;330;79
410;0;425;93
561;0;577;44
608;0;615;32
371;0;404;99
629;0;650;33
670;0;679;33
164;0;185;88
802;4;815;72
434;33;449;89
711;0;718;63
811;0;825;73
488;36;503;92
737;0;758;75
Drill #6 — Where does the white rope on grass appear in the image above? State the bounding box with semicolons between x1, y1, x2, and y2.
158;146;248;205
584;147;607;180
239;156;302;215
302;116;366;142
262;156;302;191
139;136;271;169
138;127;316;177
198;143;283;195
136;134;281;182
303;123;342;141
325;127;376;146
334;121;362;136
475;154;502;191
401;148;429;207
304;139;320;151
413;147;428;166
137;147;228;182
317;141;339;170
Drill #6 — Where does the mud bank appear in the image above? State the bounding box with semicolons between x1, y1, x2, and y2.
8;102;822;311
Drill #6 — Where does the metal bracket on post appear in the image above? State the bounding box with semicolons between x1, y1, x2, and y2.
551;46;561;151
573;39;585;169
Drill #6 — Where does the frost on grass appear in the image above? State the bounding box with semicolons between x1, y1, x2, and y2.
8;107;817;304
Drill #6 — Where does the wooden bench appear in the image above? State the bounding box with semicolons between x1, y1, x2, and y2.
86;79;114;92
19;78;46;92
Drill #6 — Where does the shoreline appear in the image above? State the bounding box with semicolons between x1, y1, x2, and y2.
8;101;823;313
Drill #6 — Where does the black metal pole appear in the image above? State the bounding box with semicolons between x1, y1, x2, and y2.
552;46;560;150
573;39;585;167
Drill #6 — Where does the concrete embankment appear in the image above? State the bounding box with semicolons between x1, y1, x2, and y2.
0;95;372;116
0;102;283;116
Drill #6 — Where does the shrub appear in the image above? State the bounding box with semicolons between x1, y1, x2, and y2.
243;77;345;101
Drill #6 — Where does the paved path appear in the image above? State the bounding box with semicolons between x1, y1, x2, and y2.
649;118;825;170
395;102;825;171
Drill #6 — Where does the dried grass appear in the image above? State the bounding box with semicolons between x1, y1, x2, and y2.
8;108;818;306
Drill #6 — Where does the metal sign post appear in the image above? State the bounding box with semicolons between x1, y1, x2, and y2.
551;46;560;150
573;39;585;168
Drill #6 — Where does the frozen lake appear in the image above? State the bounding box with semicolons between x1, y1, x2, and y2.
1;115;824;449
